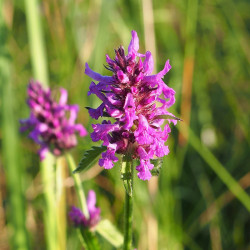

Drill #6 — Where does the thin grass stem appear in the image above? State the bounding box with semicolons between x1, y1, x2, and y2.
65;153;89;219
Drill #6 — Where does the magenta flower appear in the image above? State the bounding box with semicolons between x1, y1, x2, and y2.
20;80;87;160
69;190;101;229
85;30;177;180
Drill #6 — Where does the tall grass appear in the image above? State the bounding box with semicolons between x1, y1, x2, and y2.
0;1;29;249
24;0;57;249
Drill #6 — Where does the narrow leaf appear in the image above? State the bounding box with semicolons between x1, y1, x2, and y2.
96;219;123;248
154;114;182;121
73;146;106;173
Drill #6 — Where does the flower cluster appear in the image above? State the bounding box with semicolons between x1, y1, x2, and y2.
20;80;87;160
69;190;101;229
85;30;177;180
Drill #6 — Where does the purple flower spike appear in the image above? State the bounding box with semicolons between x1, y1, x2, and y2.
69;190;101;229
20;80;87;160
85;30;177;180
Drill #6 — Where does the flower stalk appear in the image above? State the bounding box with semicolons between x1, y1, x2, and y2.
55;156;67;250
121;153;134;250
66;153;89;219
69;190;101;249
40;155;57;250
79;228;101;250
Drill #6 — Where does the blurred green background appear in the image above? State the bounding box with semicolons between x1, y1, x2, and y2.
0;0;249;249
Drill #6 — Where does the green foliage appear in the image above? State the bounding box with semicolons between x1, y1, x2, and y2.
96;219;123;248
150;158;163;176
74;146;106;173
154;114;182;121
79;228;101;250
1;0;250;249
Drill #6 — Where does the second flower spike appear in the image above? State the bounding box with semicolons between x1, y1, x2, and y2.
20;81;87;160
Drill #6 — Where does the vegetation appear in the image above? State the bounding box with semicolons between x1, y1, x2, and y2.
0;0;249;249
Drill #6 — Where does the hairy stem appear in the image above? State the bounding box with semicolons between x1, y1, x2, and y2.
122;156;134;250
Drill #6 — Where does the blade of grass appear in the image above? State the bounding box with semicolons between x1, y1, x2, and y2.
65;153;89;218
179;122;250;212
1;63;30;250
0;41;30;250
199;172;250;227
24;0;57;249
0;1;29;248
24;0;48;86
142;0;157;70
179;0;198;146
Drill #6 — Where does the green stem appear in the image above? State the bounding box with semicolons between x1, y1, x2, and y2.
65;153;101;249
80;228;101;250
65;153;89;219
40;155;57;250
55;157;67;250
122;157;134;250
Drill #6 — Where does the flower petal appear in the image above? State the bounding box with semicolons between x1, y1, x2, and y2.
136;160;154;180
128;30;139;56
143;51;154;75
85;63;113;83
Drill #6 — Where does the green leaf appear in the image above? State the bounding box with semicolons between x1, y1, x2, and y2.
96;219;123;248
150;158;163;176
73;146;106;173
154;114;182;121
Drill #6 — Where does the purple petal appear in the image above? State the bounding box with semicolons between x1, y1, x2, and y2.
157;60;172;78
154;144;169;157
128;30;139;56
136;160;153;180
69;206;84;227
144;59;172;83
37;123;48;132
88;103;105;119
74;124;88;137
88;82;114;110
143;51;154;75
68;105;79;125
91;122;119;142
86;190;101;228
137;146;150;160
59;88;68;105
134;115;154;145
38;145;49;161
121;93;138;130
117;70;129;83
99;149;118;169
87;190;97;210
85;63;113;83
